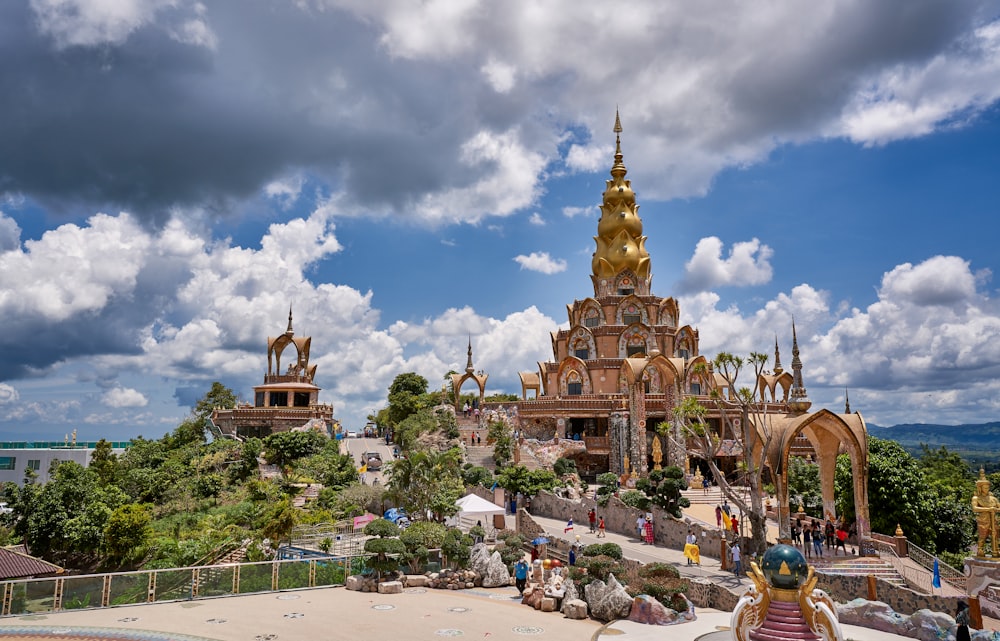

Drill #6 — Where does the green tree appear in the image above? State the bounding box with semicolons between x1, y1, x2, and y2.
836;436;936;549
17;461;128;560
441;527;472;569
461;465;494;488
487;418;514;467
194;381;238;423
89;439;119;486
261;498;298;548
103;503;153;563
386;448;463;520
364;518;405;578
300;443;358;489
673;351;773;555
387;372;429;426
495;466;562;499
787;456;823;518
262;430;327;467
636;466;690;517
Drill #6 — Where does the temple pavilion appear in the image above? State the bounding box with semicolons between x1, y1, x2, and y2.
512;113;871;539
211;309;335;439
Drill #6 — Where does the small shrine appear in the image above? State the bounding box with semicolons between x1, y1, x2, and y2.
732;544;843;641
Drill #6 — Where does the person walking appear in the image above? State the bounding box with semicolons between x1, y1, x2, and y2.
514;558;529;595
812;522;824;558
597;517;606;538
715;505;723;528
685;530;697;565
588;508;597;533
731;542;742;578
643;517;654;545
636;515;646;540
568;545;577;566
803;524;812;559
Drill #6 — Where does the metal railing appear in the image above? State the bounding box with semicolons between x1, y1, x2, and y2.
904;539;966;591
0;555;371;617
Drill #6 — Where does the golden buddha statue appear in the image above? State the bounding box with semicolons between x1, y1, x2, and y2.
972;468;1000;557
651;435;663;471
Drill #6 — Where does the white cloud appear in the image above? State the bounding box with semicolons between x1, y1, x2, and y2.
513;252;567;274
0;212;150;321
481;58;517;93
0;383;19;405
678;237;774;293
264;175;305;209
0;213;21;252
103;386;148;408
677;254;1000;425
528;212;545;226
562;206;596;219
30;0;216;49
413;129;549;225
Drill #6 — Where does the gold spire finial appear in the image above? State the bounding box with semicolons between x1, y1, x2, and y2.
286;305;294;335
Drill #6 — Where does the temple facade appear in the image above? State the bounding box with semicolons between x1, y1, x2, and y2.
211;309;335;439
513;114;871;538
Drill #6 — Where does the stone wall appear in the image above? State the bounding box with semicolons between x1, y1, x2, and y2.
814;572;963;617
530;490;727;560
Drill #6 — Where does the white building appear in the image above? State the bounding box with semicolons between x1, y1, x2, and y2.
0;441;131;486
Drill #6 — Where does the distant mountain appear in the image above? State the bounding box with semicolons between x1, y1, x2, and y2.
868;422;1000;454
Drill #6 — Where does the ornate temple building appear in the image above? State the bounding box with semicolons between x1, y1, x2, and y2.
211;310;335;439
513;114;871;539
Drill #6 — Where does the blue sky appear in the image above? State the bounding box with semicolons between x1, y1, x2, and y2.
2;1;1000;440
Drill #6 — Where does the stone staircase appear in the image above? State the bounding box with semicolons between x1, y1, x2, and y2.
465;445;497;471
749;601;819;641
813;556;905;586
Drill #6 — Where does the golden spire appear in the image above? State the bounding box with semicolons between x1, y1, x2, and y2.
591;111;650;285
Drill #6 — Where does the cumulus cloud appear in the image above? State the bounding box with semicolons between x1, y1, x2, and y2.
0;383;18;405
528;212;545;226
0;213;21;252
102;386;148;408
2;2;996;226
678;237;774;293
679;254;1000;425
513;252;568;274
563;206;596;219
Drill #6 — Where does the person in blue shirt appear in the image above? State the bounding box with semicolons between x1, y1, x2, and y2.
569;545;577;566
514;558;529;594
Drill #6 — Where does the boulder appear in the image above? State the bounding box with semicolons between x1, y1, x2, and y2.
628;594;683;625
482;551;512;588
560;580;580;616
470;543;491;575
405;575;428;587
584;573;633;622
910;610;963;641
564;599;588;620
838;600;913;636
540;597;557;612
377;581;403;594
522;586;543;609
345;575;362;591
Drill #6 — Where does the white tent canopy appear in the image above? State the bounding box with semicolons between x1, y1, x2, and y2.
447;493;505;532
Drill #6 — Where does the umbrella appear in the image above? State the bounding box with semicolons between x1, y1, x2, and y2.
531;537;550;545
932;558;941;589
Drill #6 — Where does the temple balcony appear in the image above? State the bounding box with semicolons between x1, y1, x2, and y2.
583;436;610;454
262;374;315;385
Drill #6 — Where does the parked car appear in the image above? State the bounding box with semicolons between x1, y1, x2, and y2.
363;452;383;471
346;430;358;438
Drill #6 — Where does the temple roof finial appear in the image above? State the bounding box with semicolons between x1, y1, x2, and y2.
845;387;851;413
286;305;294;335
788;319;812;413
773;334;783;375
466;335;475;374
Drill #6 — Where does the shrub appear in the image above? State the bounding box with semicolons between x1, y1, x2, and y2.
581;542;622;560
619;489;648;510
575;554;624;583
638;562;680;579
441;527;473;569
553;457;578;477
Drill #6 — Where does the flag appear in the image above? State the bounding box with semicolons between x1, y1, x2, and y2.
490;481;498;491
358;463;367;474
684;543;701;565
932;558;941;589
722;510;732;531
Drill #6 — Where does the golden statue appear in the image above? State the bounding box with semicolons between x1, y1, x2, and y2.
651;435;663;471
972;468;1000;557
